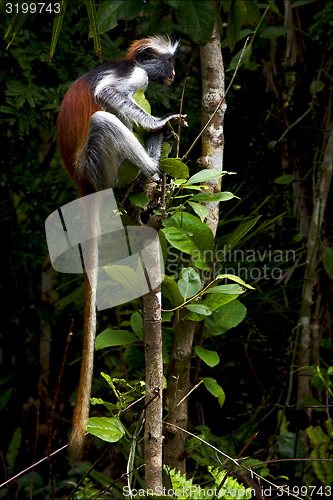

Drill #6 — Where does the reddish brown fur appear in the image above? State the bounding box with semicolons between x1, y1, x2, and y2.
57;75;102;178
126;39;150;61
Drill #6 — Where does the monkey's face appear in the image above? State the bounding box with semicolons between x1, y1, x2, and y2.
162;58;176;85
137;50;176;86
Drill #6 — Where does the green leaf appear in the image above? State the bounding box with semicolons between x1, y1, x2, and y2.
260;26;291;38
90;397;117;412
195;346;220;367
163;212;214;269
85;0;102;60
291;0;316;7
0;105;19;116
117;0;148;22
4;9;30;49
199;293;239;314
186;169;223;185
260;467;270;477
188;201;209;222
128;192;149;208
274;174;295;184
202;378;225;407
323;247;333;279
49;1;67;61
164;212;215;253
178;267;201;299
204;284;245;295
133;89;151;114
185;304;212;316
95;329;137;350
160;158;189;179
87;417;126;443
130;311;144;340
217;217;260;259
0;388;12;411
215;274;254;290
227;0;247;51
103;265;145;294
162;226;198;255
161;141;171;160
191;191;237;202
277;432;305;458
310;80;325;95
162;275;184;308
176;0;216;44
6;427;22;473
165;0;181;7
244;0;260;25
117;159;139;186
97;0;143;33
205;299;247;337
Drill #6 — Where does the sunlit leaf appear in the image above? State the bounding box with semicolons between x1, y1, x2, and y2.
87;417;126;442
195;346;219;367
178;267;201;299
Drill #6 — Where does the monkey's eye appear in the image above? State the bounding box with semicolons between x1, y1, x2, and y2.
166;60;170;66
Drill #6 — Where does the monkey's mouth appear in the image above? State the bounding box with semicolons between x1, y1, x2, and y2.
163;77;174;86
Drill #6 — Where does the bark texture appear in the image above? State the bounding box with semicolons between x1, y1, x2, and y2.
143;213;163;491
164;312;196;474
297;125;333;409
197;22;225;237
143;290;163;490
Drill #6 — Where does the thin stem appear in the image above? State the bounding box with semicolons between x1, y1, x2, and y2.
181;37;250;162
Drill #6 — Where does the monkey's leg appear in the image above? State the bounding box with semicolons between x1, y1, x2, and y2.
77;111;161;191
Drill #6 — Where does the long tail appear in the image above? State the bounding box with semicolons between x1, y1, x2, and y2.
68;195;99;461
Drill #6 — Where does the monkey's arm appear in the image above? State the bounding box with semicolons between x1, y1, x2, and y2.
95;86;184;131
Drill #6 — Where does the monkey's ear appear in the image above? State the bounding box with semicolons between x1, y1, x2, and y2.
136;48;155;62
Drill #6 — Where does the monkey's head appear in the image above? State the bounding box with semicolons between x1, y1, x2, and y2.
128;35;179;86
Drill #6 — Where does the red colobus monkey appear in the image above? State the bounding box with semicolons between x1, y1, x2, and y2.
57;35;184;460
57;34;185;194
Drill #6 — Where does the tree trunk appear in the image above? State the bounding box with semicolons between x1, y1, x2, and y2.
297;125;333;410
143;212;163;491
143;290;163;491
198;22;225;237
164;311;196;474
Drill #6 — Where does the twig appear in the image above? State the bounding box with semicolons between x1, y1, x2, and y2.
0;444;69;489
176;76;188;158
163;422;241;467
240;335;264;394
163;380;204;421
67;444;113;500
211;432;258;500
0;452;8;497
181;36;250;162
30;409;40;500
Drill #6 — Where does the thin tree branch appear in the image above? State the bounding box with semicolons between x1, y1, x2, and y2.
181;37;250;162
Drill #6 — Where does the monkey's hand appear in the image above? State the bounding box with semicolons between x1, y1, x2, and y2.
152;113;188;131
168;114;188;128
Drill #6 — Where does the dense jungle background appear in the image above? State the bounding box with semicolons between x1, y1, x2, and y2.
0;0;332;499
